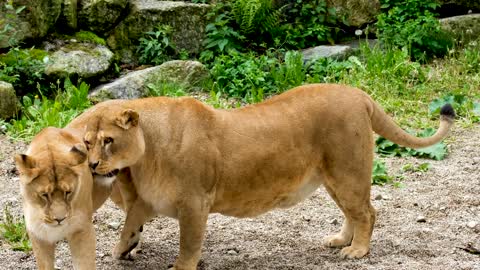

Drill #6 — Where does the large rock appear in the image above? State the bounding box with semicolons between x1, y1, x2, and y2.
78;0;129;34
0;0;62;48
89;60;209;102
437;0;480;13
107;0;210;64
59;0;78;30
44;43;114;79
440;14;480;43
327;0;380;27
0;81;18;119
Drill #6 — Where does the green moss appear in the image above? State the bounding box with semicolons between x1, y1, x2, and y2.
74;31;106;45
0;49;48;66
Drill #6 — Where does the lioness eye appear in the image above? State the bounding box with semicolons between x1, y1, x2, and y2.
83;140;91;149
104;137;113;144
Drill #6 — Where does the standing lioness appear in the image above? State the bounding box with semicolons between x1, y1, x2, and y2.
81;84;454;269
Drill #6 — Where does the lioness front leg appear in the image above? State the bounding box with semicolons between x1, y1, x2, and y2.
113;198;154;260
172;198;210;270
67;223;96;269
29;233;55;270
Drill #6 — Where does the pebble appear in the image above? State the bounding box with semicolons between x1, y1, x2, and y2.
0;125;6;133
467;221;478;229
472;157;480;164
302;215;311;222
374;194;383;200
227;248;239;255
416;215;427;223
108;221;121;230
328;218;339;225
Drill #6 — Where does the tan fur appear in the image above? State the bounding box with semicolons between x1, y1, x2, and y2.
15;127;96;270
79;83;454;270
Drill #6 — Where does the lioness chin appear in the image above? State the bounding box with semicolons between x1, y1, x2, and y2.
80;83;454;270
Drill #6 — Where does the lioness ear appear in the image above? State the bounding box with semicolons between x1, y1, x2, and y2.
14;154;40;184
115;109;139;130
69;144;87;166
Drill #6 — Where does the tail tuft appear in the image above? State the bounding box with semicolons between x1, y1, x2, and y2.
440;103;455;119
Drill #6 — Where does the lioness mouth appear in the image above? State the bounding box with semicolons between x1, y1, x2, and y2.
96;169;119;178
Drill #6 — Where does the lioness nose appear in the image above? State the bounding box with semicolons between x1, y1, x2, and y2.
89;161;99;170
54;217;65;224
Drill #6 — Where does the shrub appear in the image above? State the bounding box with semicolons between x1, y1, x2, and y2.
376;0;454;61
137;25;176;65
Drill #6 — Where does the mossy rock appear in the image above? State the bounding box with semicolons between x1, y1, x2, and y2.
78;0;129;34
0;0;63;48
0;81;19;119
326;0;380;27
440;14;480;44
45;43;114;78
107;0;211;64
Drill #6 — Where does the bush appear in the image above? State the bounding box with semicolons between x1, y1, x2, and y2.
137;25;177;65
376;0;454;61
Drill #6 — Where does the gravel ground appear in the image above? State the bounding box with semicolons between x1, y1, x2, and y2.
0;125;479;270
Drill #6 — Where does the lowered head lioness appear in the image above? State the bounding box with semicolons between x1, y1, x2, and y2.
15;127;96;270
81;84;455;270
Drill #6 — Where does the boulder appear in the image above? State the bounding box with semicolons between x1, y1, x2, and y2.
44;43;114;79
327;0;381;27
107;0;211;64
0;0;63;48
0;81;18;119
437;0;480;14
78;0;129;34
89;60;209;102
59;0;78;30
302;45;352;62
440;14;480;43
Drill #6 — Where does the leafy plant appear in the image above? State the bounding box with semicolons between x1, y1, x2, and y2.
376;0;454;61
271;50;305;90
146;81;187;97
5;78;91;140
137;25;176;65
402;162;430;172
306;56;353;83
0;206;31;252
375;128;448;160
0;1;26;47
429;94;480;123
232;0;283;35
281;0;342;49
372;159;392;185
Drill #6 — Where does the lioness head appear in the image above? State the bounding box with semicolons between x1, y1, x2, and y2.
83;107;145;179
15;128;89;230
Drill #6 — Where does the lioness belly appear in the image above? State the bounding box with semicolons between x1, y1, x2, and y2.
212;169;322;218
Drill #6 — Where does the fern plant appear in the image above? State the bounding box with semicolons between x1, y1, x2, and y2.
232;0;283;35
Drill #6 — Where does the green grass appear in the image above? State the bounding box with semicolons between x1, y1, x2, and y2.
0;206;31;252
2;78;91;141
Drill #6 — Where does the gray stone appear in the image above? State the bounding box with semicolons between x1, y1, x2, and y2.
0;81;18;119
467;221;478;229
78;0;128;34
108;221;121;230
45;43;114;79
440;14;480;44
89;60;209;102
107;0;211;63
416;215;427;223
437;0;480;12
0;0;63;48
302;45;352;63
374;194;383;200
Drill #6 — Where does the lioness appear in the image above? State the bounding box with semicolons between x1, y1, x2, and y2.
81;84;455;270
14;126;135;269
15;127;96;270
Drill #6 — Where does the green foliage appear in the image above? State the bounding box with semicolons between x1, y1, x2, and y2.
306;57;353;83
0;1;25;46
232;0;283;35
402;162;430;172
429;94;480;122
200;4;245;62
376;0;454;61
73;31;106;45
375;128;448;160
281;0;342;49
271;51;305;90
0;206;31;252
0;48;48;96
137;25;176;65
372;159;392;185
4;78;91;141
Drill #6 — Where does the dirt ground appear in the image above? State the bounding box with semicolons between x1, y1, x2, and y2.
0;125;479;270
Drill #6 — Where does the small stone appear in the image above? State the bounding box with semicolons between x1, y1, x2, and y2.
227;248;238;255
98;252;105;258
413;203;419;207
439;206;446;211
472;157;480;164
302;215;311;222
374;194;383;200
0;125;6;132
467;221;478;229
416;215;427;223
328;218;339;225
108;221;121;230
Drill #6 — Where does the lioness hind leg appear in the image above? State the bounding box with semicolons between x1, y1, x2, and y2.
322;185;354;248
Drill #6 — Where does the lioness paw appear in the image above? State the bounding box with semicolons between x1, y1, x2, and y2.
339;246;369;259
323;234;351;248
112;232;141;260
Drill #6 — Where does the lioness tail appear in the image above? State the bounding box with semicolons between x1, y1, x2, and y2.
370;99;455;149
